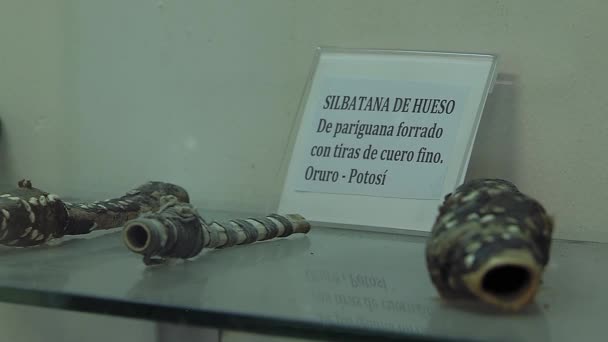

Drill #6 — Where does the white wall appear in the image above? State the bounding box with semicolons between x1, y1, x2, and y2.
0;0;76;193
2;1;607;240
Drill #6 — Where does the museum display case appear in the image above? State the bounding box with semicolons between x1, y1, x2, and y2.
1;1;607;341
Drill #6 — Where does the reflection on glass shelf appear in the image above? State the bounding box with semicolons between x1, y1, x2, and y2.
0;210;605;342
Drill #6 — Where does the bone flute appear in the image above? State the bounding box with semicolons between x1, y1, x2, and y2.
122;196;311;265
0;180;189;247
425;178;554;311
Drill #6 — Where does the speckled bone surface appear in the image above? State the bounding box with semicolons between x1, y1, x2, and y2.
425;178;554;310
0;179;189;247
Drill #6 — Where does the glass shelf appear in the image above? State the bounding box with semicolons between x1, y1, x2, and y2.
0;209;605;342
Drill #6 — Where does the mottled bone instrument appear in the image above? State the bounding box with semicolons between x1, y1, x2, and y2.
425;178;554;311
0;180;189;247
122;196;311;265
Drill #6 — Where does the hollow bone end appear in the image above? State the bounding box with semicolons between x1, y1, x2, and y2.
123;218;165;254
461;249;543;312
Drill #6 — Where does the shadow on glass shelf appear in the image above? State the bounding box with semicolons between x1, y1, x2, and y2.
125;235;311;303
0;229;121;259
427;300;549;342
0;230;123;289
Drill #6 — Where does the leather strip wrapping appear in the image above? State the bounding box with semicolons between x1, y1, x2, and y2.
122;198;311;265
0;180;189;247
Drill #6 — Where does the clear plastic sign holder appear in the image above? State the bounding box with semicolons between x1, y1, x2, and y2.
278;48;497;234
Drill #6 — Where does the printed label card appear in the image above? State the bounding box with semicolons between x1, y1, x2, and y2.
279;48;497;232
